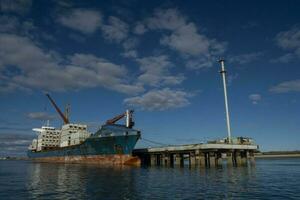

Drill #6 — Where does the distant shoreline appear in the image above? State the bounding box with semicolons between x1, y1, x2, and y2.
255;153;300;158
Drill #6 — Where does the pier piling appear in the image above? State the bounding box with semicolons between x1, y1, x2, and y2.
133;143;258;168
189;152;196;167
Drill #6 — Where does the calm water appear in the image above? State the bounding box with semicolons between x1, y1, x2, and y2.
0;158;300;199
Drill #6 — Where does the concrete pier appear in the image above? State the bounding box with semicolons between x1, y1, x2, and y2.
133;143;258;168
174;154;183;166
227;152;234;166
189;152;196;167
249;151;255;166
199;153;206;167
209;153;216;167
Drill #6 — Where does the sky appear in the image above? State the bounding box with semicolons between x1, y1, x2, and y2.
0;0;300;156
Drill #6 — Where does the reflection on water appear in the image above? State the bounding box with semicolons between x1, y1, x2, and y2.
1;158;300;199
26;163;140;199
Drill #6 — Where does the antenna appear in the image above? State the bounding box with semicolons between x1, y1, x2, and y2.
64;103;71;123
219;59;232;143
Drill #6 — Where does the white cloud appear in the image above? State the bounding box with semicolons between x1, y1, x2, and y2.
122;50;138;58
27;112;56;121
0;15;55;43
143;8;226;69
0;15;36;37
0;34;144;94
0;133;34;156
270;79;300;93
146;8;186;31
136;55;185;86
274;27;300;62
249;94;261;104
133;22;147;34
270;53;295;63
124;88;192;111
0;0;32;14
0;15;20;33
229;52;263;64
227;73;239;86
276;27;300;55
121;37;139;58
56;0;73;8
122;37;138;50
58;9;102;34
101;16;129;42
68;33;86;43
160;23;214;56
185;57;214;70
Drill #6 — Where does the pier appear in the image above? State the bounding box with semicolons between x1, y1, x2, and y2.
133;60;259;168
133;142;258;167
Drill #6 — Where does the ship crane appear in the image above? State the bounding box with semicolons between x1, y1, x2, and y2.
45;93;70;124
106;109;135;128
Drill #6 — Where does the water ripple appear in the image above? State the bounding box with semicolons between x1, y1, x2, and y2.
0;158;300;199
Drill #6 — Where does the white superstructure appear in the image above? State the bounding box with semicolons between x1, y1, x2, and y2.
28;94;92;152
29;126;61;151
59;123;90;147
28;123;91;151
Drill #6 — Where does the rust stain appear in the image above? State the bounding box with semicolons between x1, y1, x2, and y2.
32;155;141;166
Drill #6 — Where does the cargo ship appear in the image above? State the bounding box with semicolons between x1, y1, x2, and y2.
27;94;141;166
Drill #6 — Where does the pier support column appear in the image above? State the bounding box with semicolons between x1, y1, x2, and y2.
189;152;196;167
170;154;174;167
209;152;216;167
249;151;255;166
195;150;200;167
215;152;222;167
175;154;183;166
241;151;248;166
199;153;206;167
165;154;171;167
235;151;242;166
160;154;166;166
160;153;171;167
150;154;157;166
157;154;162;166
227;152;235;166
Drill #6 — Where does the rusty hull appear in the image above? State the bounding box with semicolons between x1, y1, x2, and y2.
32;154;141;166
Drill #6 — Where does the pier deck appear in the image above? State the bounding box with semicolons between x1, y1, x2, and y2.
133;143;258;167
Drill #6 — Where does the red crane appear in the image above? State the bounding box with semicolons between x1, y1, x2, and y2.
45;93;70;124
106;110;134;128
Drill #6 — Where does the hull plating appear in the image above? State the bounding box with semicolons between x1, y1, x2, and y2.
27;134;140;165
32;155;141;166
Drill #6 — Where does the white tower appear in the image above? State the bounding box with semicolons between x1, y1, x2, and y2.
219;59;232;143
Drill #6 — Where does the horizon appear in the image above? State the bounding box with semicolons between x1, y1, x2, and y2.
1;0;300;156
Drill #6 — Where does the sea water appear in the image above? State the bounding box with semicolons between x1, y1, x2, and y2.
0;158;300;199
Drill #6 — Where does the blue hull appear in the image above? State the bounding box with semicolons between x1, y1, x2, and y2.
27;134;140;158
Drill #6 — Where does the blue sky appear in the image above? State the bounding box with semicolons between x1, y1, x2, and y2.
0;0;300;156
